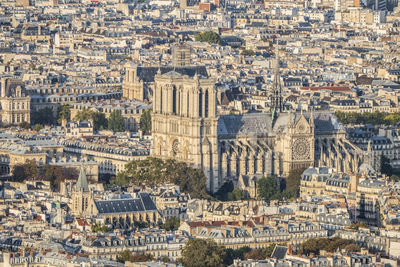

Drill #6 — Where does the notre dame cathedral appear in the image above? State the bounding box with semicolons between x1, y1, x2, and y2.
148;44;364;193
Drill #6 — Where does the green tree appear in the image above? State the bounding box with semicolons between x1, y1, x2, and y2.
224;246;252;265
117;250;133;263
91;223;112;233
232;188;245;200
12;165;26;182
11;160;39;182
299;237;357;256
120;157;210;199
161;217;180;231
19;121;30;129
134;221;149;228
140;109;152;134
93;112;108;131
214;181;234;201
24;160;39;179
74;108;94;121
32;107;55;125
43;165;78;191
57;105;71;124
241;50;255;56
195;31;222;45
283;168;306;199
348;222;367;230
257;176;278;201
381;155;393;176
181;239;226;267
33;124;43;132
108;110;124;132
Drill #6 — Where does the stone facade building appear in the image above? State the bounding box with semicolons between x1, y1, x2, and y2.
151;59;365;192
0;78;30;125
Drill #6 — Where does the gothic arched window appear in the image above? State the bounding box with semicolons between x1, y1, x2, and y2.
199;89;202;117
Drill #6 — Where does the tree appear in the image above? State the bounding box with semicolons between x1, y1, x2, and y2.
120;157;211;199
130;254;154;262
134;221;149;228
43;165;78;191
231;188;245;201
241;50;255;56
181;239;226;267
74;109;107;131
299;237;357;256
140;109;152;134
32;107;55;125
108;110;124;132
195;31;222;45
348;222;367;230
74;108;94;121
257;176;278;201
33;124;43;132
12;165;26;182
161;217;180;231
24;160;39;179
57;105;71;124
224;246;252;265
117;250;133;263
19;121;30;130
381;155;393;177
93;112;108;131
11;160;39;182
91;223;112;233
283;168;306;199
214;181;234;201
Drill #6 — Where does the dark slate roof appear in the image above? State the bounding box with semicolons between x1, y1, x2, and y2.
95;193;157;214
136;66;208;83
217;111;342;136
272;245;288;259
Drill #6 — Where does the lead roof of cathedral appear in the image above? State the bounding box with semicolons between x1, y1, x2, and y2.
217;111;343;136
95;193;157;214
135;66;208;83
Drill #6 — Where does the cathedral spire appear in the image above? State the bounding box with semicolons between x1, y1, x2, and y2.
271;41;283;126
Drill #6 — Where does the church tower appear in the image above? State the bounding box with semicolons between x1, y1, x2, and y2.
72;167;93;216
122;63;144;101
270;44;283;126
151;70;220;192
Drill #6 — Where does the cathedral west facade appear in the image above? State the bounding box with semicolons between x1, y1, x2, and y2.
149;46;365;193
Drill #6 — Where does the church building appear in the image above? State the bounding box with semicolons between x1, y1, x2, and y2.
151;44;365;193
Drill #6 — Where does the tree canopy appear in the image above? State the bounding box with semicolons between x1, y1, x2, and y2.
19;121;30;129
57;105;71;124
12;160;39;182
257;176;279;201
117;250;154;263
114;157;210;199
108;110;125;132
160;217;181;231
181;239;226;267
140;109;152;134
195;31;222;45
335;111;400;126
32;107;55;126
74;109;108;131
12;162;77;191
299;237;360;256
257;168;305;201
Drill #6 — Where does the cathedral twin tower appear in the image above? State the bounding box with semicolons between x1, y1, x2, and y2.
152;69;220;192
124;43;363;194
